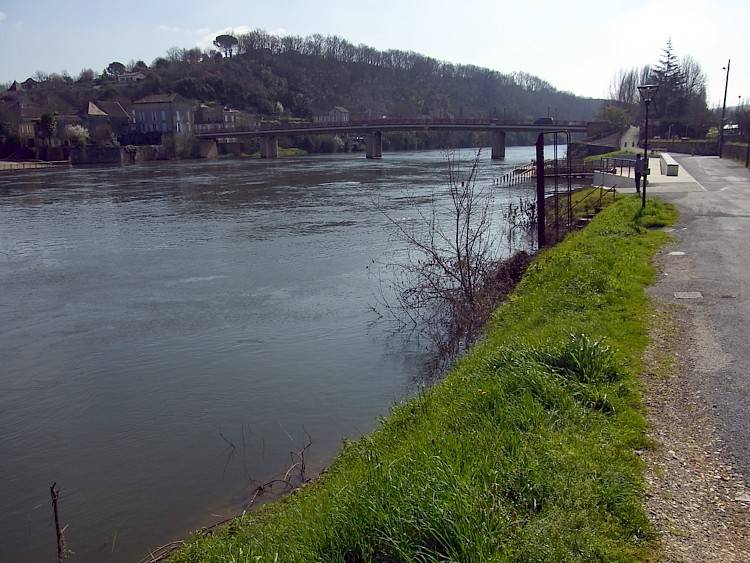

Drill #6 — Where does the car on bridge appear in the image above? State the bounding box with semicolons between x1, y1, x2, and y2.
533;117;554;125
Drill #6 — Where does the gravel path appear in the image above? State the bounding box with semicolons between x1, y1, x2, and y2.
642;154;750;561
642;295;750;561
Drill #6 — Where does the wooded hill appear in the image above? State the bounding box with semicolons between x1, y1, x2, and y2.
4;30;606;150
21;30;604;120
141;31;604;122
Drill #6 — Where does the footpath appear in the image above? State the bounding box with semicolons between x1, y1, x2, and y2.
640;155;750;561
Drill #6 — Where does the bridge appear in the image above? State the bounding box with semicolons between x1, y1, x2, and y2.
194;117;590;160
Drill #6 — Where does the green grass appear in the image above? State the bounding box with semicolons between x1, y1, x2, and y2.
171;196;677;563
547;187;619;222
584;149;642;163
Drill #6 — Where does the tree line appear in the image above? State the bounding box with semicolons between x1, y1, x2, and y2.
604;39;712;138
9;28;600;123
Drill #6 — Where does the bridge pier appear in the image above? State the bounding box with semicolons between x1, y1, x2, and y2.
198;139;218;159
491;130;506;160
366;131;383;159
261;136;279;159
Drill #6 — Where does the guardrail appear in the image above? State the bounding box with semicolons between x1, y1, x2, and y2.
595;156;636;178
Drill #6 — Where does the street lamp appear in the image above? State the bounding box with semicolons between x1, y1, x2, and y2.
719;59;731;158
638;84;659;209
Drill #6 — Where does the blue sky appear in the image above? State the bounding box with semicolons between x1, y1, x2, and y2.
0;0;747;106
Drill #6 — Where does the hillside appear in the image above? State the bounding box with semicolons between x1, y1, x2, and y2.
2;30;606;152
11;30;604;120
139;35;604;122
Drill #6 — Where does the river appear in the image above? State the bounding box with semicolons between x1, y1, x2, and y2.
0;146;541;562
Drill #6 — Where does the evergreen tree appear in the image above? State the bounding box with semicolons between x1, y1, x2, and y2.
651;39;686;119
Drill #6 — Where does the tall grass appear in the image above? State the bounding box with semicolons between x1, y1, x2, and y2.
171;196;677;563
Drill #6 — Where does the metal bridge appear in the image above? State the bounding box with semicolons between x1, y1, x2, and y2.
194;117;591;160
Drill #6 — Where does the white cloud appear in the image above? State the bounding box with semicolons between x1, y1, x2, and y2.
0;11;7;23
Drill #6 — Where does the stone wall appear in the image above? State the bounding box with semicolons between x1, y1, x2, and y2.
593;170;636;189
568;142;618;160
70;146;122;165
122;145;169;163
650;140;718;156
723;142;749;164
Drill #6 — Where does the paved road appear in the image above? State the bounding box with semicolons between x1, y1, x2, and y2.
653;155;750;478
620;126;640;151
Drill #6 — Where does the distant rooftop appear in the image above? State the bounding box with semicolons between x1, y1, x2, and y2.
94;100;130;119
86;101;108;116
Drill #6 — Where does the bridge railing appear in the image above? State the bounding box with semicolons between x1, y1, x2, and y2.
194;117;590;136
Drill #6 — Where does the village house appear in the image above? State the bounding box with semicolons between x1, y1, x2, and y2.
132;93;195;135
84;100;133;138
117;71;146;83
312;106;350;124
0;95;42;146
21;78;42;90
194;102;259;132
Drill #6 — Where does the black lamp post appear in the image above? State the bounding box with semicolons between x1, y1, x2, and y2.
739;96;749;168
638;84;659;209
719;59;731;158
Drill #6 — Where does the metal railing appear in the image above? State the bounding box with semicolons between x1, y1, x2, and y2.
195;117;589;136
493;159;595;189
595;156;636;178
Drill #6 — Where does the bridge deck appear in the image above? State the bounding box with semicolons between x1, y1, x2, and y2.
195;119;589;139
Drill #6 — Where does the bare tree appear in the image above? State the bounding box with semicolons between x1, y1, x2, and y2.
609;68;638;105
638;64;652;87
681;55;707;98
378;150;532;358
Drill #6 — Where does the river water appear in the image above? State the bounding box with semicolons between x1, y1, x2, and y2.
0;147;539;562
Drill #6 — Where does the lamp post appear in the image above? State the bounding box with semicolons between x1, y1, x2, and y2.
719;59;731;158
638;84;659;209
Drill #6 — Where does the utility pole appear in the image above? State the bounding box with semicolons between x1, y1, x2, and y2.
719;59;731;158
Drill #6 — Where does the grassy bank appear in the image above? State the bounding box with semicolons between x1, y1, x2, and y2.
172;196;677;562
584;149;642;162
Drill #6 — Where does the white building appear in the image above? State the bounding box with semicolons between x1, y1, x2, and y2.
313;106;350;124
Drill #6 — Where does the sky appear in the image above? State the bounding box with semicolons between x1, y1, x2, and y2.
0;0;747;107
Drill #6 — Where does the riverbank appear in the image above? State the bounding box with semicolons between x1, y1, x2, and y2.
169;196;677;562
0;160;70;171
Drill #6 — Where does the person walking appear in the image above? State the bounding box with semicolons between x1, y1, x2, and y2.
634;154;643;193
